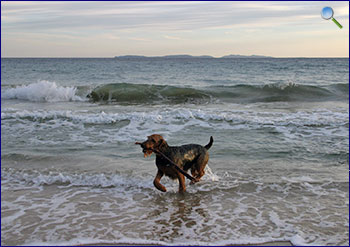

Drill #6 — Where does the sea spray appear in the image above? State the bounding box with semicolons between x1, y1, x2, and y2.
2;81;84;102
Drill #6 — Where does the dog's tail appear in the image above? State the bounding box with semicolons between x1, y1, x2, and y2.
205;136;214;150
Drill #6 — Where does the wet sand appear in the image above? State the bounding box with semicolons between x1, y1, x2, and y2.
79;241;293;246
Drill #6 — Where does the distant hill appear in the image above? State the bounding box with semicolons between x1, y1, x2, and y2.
114;54;273;59
115;55;149;59
115;55;215;59
221;54;273;58
163;55;214;59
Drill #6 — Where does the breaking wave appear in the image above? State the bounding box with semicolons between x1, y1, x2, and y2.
2;81;348;104
208;82;349;103
87;83;211;104
88;82;348;104
2;81;85;102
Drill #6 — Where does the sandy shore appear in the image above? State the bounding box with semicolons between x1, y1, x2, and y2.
79;241;293;246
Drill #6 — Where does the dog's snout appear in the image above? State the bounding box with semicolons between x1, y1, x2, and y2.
135;141;144;148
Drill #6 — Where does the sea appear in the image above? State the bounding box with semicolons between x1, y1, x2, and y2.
1;57;349;246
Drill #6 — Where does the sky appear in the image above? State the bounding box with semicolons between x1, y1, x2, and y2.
1;1;349;58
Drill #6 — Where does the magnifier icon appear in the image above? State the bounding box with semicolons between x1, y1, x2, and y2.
321;7;342;29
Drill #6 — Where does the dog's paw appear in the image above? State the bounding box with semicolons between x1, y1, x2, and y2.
154;183;167;192
190;178;200;185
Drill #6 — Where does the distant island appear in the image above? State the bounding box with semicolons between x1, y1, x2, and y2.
114;54;273;59
221;54;272;58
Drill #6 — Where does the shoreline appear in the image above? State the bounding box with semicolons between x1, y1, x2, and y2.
78;241;293;246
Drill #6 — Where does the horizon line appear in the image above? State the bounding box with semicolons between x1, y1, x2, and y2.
2;56;349;59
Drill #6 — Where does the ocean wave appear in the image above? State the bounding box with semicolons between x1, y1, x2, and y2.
1;168;151;189
87;83;211;104
87;82;349;104
1;109;131;124
209;82;349;103
3;81;347;104
3;167;347;193
2;81;85;102
2;107;348;128
1;166;219;189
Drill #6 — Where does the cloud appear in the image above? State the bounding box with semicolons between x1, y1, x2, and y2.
1;1;348;57
336;5;350;17
128;37;152;42
163;35;182;40
4;1;347;32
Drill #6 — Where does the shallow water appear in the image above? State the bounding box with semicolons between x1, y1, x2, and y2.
1;58;349;246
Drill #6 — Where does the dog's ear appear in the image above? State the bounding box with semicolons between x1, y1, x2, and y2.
157;138;167;151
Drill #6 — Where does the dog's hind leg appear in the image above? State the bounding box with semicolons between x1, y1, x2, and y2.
190;153;209;184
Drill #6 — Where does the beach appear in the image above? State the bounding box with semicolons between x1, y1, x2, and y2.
78;240;293;246
1;57;349;246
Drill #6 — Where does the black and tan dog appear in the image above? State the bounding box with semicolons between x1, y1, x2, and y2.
136;134;213;193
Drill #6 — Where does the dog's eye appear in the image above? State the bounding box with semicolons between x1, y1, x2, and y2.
151;139;156;143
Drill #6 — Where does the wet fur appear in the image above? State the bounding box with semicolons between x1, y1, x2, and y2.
136;134;213;193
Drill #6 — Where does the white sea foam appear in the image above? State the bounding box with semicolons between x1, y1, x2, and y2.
1;165;348;245
2;81;84;102
23;237;295;246
2;168;152;189
2;167;348;246
203;165;220;181
2;107;348;147
2;107;348;127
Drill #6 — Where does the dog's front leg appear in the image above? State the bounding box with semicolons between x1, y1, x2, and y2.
153;170;166;192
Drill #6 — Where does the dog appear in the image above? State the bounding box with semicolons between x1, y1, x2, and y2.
136;134;213;193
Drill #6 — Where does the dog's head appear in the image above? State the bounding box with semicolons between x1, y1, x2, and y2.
135;134;167;158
